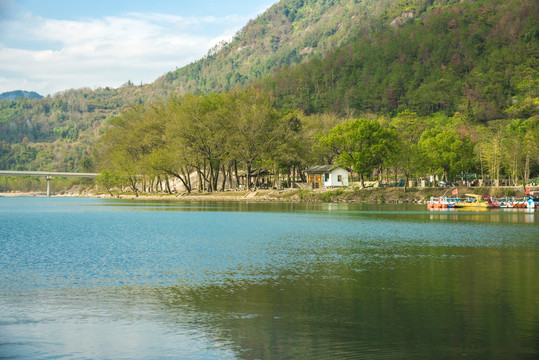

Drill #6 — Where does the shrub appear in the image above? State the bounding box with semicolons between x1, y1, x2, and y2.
297;189;311;200
505;189;516;197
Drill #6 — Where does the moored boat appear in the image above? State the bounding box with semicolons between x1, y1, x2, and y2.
496;196;538;209
453;194;499;209
427;196;458;210
497;197;515;208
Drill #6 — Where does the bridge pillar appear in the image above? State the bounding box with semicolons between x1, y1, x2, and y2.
46;176;51;197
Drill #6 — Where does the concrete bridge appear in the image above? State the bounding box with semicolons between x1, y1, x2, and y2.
0;170;98;197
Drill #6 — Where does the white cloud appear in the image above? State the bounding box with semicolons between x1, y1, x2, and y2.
0;10;253;96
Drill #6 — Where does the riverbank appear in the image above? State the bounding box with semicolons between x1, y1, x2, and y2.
2;185;537;203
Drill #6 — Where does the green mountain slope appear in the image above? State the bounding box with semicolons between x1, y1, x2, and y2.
259;0;538;121
154;0;470;94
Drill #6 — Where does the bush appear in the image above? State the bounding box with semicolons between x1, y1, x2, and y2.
318;189;346;202
505;189;516;197
297;189;311;200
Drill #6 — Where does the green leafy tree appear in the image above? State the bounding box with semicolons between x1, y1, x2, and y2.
318;118;398;187
228;89;282;190
417;128;475;185
391;110;426;190
166;93;233;192
96;170;121;197
505;118;539;187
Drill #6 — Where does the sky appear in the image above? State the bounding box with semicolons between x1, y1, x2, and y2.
0;0;277;96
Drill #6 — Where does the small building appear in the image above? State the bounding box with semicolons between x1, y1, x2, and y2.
305;165;349;188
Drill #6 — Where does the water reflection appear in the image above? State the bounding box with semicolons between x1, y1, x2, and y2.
0;198;537;359
12;241;533;360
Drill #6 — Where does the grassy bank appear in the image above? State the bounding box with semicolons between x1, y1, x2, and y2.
14;184;532;204
254;186;537;204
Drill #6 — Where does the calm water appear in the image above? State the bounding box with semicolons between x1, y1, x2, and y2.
0;197;537;359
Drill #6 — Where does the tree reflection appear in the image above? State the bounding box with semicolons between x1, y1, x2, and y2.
142;245;537;359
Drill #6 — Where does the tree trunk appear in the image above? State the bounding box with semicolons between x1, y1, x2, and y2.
404;173;409;193
209;159;220;192
228;163;233;190
287;167;291;189
129;176;139;197
524;154;530;190
253;171;260;189
479;148;484;185
298;166;306;182
234;161;240;190
180;167;192;193
247;164;252;190
221;164;227;192
165;176;172;194
198;170;203;192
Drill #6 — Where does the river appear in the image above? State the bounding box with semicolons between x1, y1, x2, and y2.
0;197;537;359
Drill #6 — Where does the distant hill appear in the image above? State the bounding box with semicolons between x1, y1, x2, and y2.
0;90;43;101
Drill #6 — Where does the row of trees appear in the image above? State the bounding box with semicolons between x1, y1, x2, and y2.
98;90;310;194
98;89;539;195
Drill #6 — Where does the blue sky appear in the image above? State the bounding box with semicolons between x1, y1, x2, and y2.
0;0;277;96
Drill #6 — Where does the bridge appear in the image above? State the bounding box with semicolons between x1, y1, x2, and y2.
0;170;99;197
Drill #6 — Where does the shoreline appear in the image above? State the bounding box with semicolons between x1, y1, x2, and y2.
2;185;537;204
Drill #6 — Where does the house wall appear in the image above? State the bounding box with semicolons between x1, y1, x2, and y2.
307;167;349;188
326;168;348;187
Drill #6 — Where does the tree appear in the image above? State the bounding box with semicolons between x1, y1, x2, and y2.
417;128;475;185
167;93;232;192
97;105;163;196
228;89;282;190
476;122;505;186
505;118;539;188
96;170;121;197
318;118;398;187
391;111;426;191
270;111;313;188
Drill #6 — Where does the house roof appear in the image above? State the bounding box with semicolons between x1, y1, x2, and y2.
305;165;342;173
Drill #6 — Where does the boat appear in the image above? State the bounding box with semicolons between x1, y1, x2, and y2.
427;196;458;210
497;197;515;208
453;194;499;209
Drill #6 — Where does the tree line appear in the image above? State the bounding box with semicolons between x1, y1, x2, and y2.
97;89;539;195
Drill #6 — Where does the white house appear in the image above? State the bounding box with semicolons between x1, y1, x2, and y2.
305;165;349;188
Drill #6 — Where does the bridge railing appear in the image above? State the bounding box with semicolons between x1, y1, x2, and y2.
0;170;99;196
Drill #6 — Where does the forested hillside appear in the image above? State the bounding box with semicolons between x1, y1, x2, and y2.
0;0;537;181
1;85;135;171
155;0;472;94
260;0;538;121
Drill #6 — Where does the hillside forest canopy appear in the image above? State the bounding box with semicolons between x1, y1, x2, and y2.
0;0;537;193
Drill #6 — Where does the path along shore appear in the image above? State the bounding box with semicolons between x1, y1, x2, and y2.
2;185;537;204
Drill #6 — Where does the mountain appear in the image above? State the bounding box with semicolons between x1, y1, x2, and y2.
259;0;538;121
154;0;470;94
0;90;43;101
0;0;537;174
